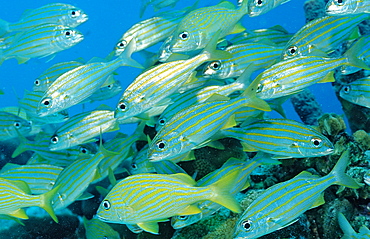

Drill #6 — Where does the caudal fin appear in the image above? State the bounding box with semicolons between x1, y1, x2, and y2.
240;73;271;112
0;19;9;36
39;185;61;223
119;38;144;69
207;169;242;213
344;37;370;70
330;150;361;189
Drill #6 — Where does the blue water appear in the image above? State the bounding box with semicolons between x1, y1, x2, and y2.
0;0;346;136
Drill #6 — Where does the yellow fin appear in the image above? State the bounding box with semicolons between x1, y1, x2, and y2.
318;71;335;83
310;193;325;209
221;114;237;129
241;142;257;152
218;1;236;9
137;221;160;234
8;208;28;220
228;22;246;35
169;173;197;186
11;179;31;194
177;204;202;215
40;185;61;223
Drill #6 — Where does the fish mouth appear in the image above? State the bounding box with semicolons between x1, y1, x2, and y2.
79;13;89;23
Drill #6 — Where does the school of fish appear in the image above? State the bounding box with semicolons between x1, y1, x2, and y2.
0;0;369;238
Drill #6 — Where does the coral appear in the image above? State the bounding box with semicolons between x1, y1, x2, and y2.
317;113;346;139
290;89;324;126
353;130;370;151
303;0;327;22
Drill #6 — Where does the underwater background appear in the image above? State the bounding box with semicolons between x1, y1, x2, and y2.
0;0;370;238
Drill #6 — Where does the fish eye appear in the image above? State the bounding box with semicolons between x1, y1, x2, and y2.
209;61;221;70
80;147;88;154
286;46;298;56
41;98;52;107
50;135;59;144
156;140;166;150
311;137;323;148
178;215;188;220
70;9;81;18
116;40;127;49
241;220;252;231
255;0;264;6
103;237;108;239
179;31;189;40
131;163;137;169
335;0;344;5
342;85;351;94
117;101;127;111
256;83;263;93
102;200;111;210
107;84;113;89
13;121;22;128
158;117;166;126
64;30;73;38
34;79;40;86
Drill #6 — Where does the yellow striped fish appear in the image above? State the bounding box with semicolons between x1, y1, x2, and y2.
326;0;370;15
0;111;32;141
114;32;232;121
233;150;360;239
171;155;280;229
37;41;143;117
97;170;242;234
161;0;248;54
202;42;282;79
340;76;370;108
281;14;368;60
221;118;334;158
0;3;88;35
115;4;193;55
0;177;59;222
0;163;62;195
49;109;119;151
51;145;113;211
83;217;121;239
256;37;370;100
19;90;69;124
140;0;180;17
0;24;84;65
147;76;270;162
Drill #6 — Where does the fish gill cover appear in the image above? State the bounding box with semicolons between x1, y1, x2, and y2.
0;0;370;239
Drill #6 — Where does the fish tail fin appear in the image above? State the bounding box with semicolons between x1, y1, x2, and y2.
203;30;233;61
344;37;370;70
337;213;356;235
39;185;61;223
208;169;242;213
240;73;271;112
0;19;9;36
11;130;30;158
118;38;144;69
330;150;361;189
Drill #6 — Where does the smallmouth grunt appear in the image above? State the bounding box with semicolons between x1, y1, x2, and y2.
233;150;361;239
97;170;242;234
326;0;370;15
0;111;32;141
340;76;370;108
0;3;88;36
0;24;84;65
244;0;291;17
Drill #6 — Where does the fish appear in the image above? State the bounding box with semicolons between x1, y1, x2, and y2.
0;24;84;65
147;76;271;162
115;4;194;55
326;0;370;15
339;76;370;108
160;1;248;54
19;90;69;124
0;177;59;222
337;212;370;238
244;0;291;17
340;35;370;75
49;109;119;151
233;150;361;239
96;170;242;234
0;3;88;36
37;40;143;117
171;155;280;229
81;75;123;103
51;145;115;211
256;37;370;100
229;25;293;46
221;118;334;158
83;216;121;239
0;111;32;141
281;14;368;60
12;131;95;166
202;42;282;79
114;31;232;121
33;60;85;92
0;163;62;195
140;0;180;17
